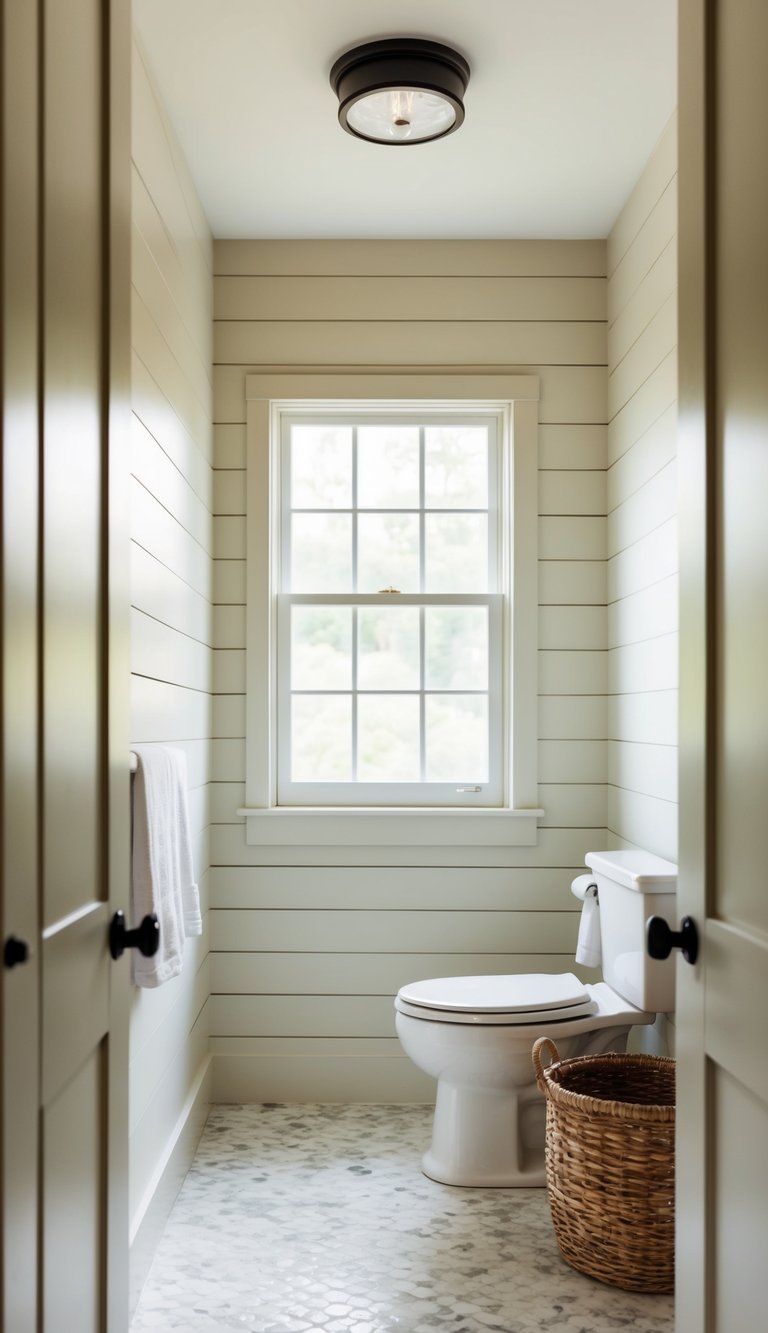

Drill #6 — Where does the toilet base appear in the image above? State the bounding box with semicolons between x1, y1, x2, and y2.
419;1077;548;1188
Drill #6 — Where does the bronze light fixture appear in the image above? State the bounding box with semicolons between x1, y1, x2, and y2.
330;38;470;146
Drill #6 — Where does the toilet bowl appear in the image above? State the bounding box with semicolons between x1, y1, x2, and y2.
394;849;678;1188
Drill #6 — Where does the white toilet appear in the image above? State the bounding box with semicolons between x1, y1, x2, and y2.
395;849;677;1187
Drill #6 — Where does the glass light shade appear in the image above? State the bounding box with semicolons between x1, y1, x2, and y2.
346;86;457;143
330;39;469;146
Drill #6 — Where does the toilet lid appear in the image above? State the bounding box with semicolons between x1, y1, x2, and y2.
397;972;590;1016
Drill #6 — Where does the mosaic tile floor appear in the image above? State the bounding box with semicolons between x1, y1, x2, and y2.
132;1104;674;1333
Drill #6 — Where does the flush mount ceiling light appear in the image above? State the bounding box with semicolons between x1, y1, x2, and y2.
329;38;470;146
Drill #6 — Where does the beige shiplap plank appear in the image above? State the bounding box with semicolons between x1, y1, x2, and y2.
214;274;607;322
609;238;676;366
133;290;212;460
132;222;213;404
539;695;607;740
213;559;246;606
608;295;677;420
538;739;607;784
213;364;607;426
214;423;247;469
131;414;213;551
213;239;607;279
607;459;677;555
214;319;607;370
538;561;606;607
538;424;606;471
538;471;606;516
608;178;677;324
539;516;605;561
607;112;677;277
213;649;246;694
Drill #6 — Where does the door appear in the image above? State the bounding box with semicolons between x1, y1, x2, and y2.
677;2;768;1329
1;1;131;1329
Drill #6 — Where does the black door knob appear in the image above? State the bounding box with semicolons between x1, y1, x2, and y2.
109;911;160;961
647;915;699;965
4;935;30;969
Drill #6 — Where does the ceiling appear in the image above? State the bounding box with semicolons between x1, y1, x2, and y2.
134;0;676;241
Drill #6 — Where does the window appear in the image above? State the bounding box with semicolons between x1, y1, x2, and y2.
241;371;541;847
277;412;502;806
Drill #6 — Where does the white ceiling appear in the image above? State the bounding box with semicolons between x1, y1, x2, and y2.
134;0;676;241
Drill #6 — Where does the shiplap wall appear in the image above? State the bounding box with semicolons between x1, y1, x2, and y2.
211;240;609;1101
129;36;213;1261
606;115;678;862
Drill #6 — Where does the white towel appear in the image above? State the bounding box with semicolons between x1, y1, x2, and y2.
575;893;602;969
131;745;202;987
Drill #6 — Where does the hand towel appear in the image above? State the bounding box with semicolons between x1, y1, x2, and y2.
131;745;203;987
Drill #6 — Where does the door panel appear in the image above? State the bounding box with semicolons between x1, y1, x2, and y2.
2;0;131;1327
677;1;768;1328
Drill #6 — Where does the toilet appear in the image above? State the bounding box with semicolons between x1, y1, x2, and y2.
394;849;677;1187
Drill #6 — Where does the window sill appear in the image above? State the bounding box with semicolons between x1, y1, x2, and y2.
236;806;544;847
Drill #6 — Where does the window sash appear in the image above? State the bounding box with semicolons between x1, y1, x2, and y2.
276;592;504;807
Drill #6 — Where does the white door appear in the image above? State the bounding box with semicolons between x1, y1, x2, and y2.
1;1;132;1328
677;2;768;1329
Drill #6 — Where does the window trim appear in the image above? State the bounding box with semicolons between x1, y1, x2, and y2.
240;369;542;847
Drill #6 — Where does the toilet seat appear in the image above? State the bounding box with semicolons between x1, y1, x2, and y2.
395;972;599;1027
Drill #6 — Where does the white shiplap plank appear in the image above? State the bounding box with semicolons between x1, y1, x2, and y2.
210;909;579;955
538;695;607;740
608;741;678;804
608;575;678;649
607;459;677;556
131;415;212;551
608;177;677;323
131;478;211;601
131;607;212;694
608;633;678;695
210;864;588;911
213;470;246;516
214;423;247;470
608;350;676;463
213;649;246;694
214;515;246;560
538;605;607;650
608;238;676;367
606;787;678;863
608;294;677;421
210;951;584;996
213;604;245;650
538;516;605;561
538;650;607;695
609;690;678;746
607;403;677;511
538;740;607;784
213;695;246;739
607;515;678;602
130;675;211;742
538;424;606;471
538;784;607;829
130;543;211;644
607;113;677;277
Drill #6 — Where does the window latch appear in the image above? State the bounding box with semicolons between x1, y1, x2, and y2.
456;786;482;793
378;586;402;594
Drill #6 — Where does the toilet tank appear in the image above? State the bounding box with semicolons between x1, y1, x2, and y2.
585;850;678;1013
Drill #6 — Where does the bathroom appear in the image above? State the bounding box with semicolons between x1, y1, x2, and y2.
3;0;766;1329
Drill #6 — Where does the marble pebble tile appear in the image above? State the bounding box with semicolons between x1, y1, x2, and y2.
132;1104;674;1333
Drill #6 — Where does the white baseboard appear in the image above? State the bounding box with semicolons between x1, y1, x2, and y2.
129;1055;213;1318
212;1052;436;1104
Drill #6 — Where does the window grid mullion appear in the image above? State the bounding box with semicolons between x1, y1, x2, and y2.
419;604;426;782
351;605;358;782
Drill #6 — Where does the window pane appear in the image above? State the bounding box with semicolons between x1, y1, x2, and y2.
291;513;352;591
425;426;488;509
425;695;489;782
357;513;419;592
291;606;352;690
425;607;488;690
358;607;420;689
291;425;352;508
291;695;352;781
425;513;488;592
358;695;420;782
357;425;419;508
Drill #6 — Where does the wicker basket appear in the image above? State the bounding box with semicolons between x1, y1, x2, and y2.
532;1036;675;1294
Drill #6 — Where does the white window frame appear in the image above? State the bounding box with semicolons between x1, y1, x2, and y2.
277;407;503;807
239;370;542;847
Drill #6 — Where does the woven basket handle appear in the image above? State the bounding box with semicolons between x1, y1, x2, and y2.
532;1036;562;1094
